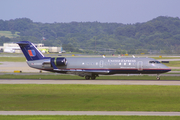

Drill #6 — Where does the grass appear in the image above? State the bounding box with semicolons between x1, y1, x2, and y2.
152;57;180;59
0;31;20;38
0;74;180;80
163;61;180;67
0;84;180;111
0;57;26;62
0;116;180;120
172;69;180;71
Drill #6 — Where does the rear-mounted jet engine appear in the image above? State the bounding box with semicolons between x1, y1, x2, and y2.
51;57;67;66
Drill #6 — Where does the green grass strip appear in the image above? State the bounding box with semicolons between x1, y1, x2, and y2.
163;61;180;67
152;57;180;59
0;115;180;120
0;31;20;38
0;84;180;111
0;57;26;62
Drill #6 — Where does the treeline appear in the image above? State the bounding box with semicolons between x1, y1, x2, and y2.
0;16;180;54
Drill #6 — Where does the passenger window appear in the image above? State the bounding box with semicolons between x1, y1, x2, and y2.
149;61;155;63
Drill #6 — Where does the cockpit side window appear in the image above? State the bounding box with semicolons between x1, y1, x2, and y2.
155;61;160;63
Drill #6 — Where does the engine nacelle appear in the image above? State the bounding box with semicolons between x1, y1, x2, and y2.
51;57;67;66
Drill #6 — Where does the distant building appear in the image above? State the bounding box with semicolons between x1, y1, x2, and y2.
0;43;63;53
2;43;21;53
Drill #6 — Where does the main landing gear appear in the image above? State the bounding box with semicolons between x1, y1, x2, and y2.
85;74;98;80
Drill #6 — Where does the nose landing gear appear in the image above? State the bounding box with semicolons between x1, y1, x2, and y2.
156;74;160;80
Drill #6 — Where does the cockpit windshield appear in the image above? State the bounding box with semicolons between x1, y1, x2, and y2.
149;61;160;64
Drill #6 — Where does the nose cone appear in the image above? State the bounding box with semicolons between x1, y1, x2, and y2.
161;64;171;73
165;68;171;72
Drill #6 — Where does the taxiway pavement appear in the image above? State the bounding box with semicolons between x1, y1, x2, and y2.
0;79;180;85
0;111;180;116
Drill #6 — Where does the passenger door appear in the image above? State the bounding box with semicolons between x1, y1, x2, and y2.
137;61;143;71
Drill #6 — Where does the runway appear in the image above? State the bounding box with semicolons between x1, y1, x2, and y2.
0;79;180;85
0;111;180;116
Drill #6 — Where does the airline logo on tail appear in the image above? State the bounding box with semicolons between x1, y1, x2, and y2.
28;50;36;57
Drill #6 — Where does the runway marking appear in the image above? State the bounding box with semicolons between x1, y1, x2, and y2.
0;111;180;116
0;79;180;85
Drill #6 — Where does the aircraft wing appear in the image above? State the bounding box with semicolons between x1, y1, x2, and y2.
81;69;109;74
53;69;109;75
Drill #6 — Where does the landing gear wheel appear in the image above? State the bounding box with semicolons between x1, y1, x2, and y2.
85;76;90;80
91;76;96;80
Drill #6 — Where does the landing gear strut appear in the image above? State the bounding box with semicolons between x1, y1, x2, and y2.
156;77;160;80
156;74;160;80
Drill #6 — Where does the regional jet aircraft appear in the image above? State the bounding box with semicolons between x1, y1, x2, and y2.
17;41;171;80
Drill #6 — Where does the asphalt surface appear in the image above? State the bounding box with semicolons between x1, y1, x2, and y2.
0;62;40;72
0;79;180;85
0;111;180;116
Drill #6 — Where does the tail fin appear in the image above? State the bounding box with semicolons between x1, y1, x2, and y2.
17;41;45;61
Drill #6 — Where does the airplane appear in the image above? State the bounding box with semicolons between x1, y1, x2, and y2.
17;41;171;80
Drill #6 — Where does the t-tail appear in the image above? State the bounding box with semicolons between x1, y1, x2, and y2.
17;41;45;61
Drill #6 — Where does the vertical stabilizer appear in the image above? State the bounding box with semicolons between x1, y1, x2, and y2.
17;41;45;61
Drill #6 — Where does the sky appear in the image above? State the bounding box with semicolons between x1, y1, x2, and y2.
1;0;180;24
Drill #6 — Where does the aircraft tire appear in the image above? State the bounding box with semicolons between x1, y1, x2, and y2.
91;76;96;80
85;76;90;80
